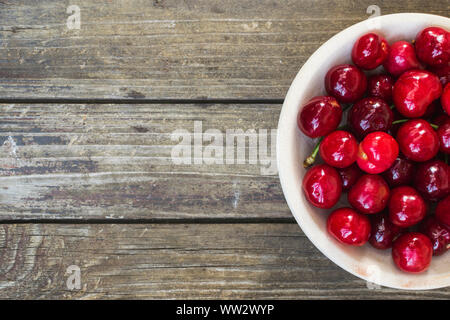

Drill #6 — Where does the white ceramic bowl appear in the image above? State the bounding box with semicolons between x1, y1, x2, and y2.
277;13;450;290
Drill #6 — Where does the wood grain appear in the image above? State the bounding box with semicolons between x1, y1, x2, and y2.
0;223;448;299
0;103;287;220
0;0;448;99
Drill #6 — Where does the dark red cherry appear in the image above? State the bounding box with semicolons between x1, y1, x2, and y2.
302;164;342;209
422;100;439;119
414;160;449;201
437;122;450;154
325;64;367;103
351;33;389;70
383;41;422;77
429;64;450;86
396;119;439;162
442;83;450;115
393;70;442;118
415;27;450;67
297;96;343;138
337;163;363;192
319;130;358;168
436;195;450;227
388;186;426;228
382;154;415;188
356;131;398;174
433;113;450;127
327;207;371;246
420;217;450;256
348;97;393;139
367;74;394;103
369;212;404;250
392;232;433;273
348;174;390;214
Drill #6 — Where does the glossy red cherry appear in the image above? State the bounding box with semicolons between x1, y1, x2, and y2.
327;207;371;246
420;217;450;256
437;122;450;154
393;70;442;118
367;74;394;103
415;27;450;67
348;97;393;139
348;174;390;214
337;163;363;192
297;96;343;138
382;154;415;188
302;164;342;209
436;195;450;227
356;131;399;174
442;83;450;115
414;160;449;201
396;119;439;162
383;41;421;77
392;232;433;273
369;212;404;250
325;64;367;103
351;33;389;70
319;130;358;168
388;186;426;228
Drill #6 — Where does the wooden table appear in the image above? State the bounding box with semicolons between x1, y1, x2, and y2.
0;0;448;299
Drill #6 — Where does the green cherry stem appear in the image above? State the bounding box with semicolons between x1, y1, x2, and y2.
392;119;439;130
392;119;409;125
303;137;323;168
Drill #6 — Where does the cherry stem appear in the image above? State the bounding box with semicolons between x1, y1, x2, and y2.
392;119;438;130
392;119;409;125
303;137;322;168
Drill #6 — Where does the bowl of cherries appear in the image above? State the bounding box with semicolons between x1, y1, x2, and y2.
277;13;450;289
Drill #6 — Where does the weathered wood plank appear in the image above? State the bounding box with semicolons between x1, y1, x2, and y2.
0;103;286;220
0;0;448;99
0;223;448;299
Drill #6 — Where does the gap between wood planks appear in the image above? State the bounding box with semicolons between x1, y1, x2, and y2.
0;98;285;104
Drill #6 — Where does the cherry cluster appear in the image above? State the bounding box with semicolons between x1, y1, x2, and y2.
298;27;450;273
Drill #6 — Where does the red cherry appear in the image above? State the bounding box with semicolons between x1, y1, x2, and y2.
382;154;415;188
319;130;358;168
414;160;449;201
356;131;399;174
351;33;389;70
367;74;394;103
325;64;367;103
442;83;450;115
437;122;450;154
415;27;450;67
348;174;390;214
383;41;422;77
327;207;371;246
392;232;433;273
297;96;343;138
420;217;450;256
302;164;342;209
348;97;393;139
436;195;450;228
396;119;439;162
388;186;426;228
337;163;363;192
393;70;442;118
369;212;404;250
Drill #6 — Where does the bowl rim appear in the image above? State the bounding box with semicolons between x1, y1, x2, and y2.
277;12;450;290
